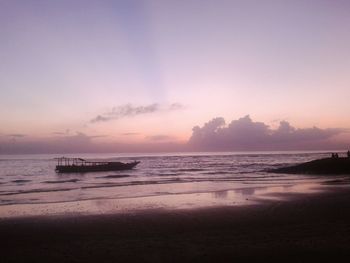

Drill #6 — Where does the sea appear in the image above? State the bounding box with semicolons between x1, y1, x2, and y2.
0;151;348;217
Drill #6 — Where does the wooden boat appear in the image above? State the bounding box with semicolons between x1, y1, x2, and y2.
55;157;140;173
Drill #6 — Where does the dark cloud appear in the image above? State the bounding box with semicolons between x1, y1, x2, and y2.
6;134;26;143
60;132;105;141
7;134;26;138
0;132;183;154
169;103;185;111
1;116;347;154
52;129;70;136
91;104;159;123
0;132;108;154
53;132;65;135
90;103;184;123
146;135;174;141
189;115;346;151
91;115;111;123
122;132;140;136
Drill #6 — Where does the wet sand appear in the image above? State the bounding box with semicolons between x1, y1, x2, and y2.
1;187;350;262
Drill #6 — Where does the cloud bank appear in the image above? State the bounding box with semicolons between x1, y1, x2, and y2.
0;132;183;154
145;135;175;141
188;115;347;151
1;116;348;154
91;103;184;123
7;134;26;138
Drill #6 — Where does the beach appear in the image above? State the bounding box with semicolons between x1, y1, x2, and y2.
2;0;350;261
1;185;350;262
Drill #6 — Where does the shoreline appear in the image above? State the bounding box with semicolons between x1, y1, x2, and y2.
1;185;350;262
0;180;339;219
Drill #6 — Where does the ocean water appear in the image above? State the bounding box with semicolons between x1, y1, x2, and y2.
0;151;347;216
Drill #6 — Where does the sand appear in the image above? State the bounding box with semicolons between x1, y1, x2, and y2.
1;187;350;262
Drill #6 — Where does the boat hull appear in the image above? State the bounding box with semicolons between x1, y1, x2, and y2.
55;161;139;173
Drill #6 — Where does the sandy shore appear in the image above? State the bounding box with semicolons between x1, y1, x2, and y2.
1;186;350;262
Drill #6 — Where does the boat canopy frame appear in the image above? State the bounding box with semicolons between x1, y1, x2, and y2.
55;157;118;167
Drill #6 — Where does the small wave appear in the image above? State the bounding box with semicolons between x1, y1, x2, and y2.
155;191;172;195
322;178;350;185
268;162;299;168
177;168;205;172
203;171;233;175
81;178;184;190
43;179;80;184
156;173;182;176
0;187;75;196
11;179;31;183
98;175;130;179
0;199;13;203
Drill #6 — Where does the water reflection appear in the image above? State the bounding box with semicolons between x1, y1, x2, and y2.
213;190;228;199
0;182;335;218
236;188;255;196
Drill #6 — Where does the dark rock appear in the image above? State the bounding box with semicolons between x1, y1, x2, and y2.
269;157;350;175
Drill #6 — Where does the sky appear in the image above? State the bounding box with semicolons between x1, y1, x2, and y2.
0;0;350;153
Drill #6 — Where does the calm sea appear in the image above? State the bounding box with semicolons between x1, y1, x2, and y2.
0;151;345;211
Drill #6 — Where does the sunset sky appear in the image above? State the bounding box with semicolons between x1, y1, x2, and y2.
1;0;350;153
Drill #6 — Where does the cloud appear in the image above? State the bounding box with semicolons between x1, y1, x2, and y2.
0;132;111;154
145;135;175;141
169;103;185;111
52;129;70;136
90;104;158;123
7;134;26;138
122;132;140;136
90;103;185;123
6;134;26;143
188;115;347;151
0;132;184;154
91;103;159;123
53;132;65;135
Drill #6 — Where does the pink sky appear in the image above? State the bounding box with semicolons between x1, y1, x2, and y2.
0;0;349;153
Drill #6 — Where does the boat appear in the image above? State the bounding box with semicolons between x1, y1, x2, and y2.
55;157;140;173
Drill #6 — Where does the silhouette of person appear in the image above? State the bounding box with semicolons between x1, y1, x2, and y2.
347;150;350;158
335;153;339;158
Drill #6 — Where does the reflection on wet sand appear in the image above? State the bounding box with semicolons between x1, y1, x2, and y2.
213;190;228;199
235;188;255;195
0;181;340;218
